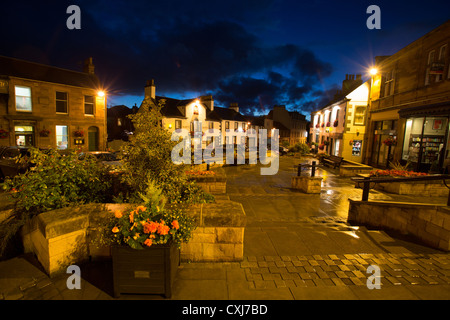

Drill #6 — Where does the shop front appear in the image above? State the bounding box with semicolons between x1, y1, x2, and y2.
369;119;398;168
399;103;450;173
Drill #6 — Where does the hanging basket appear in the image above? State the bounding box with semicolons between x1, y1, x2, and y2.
39;129;50;137
0;129;8;139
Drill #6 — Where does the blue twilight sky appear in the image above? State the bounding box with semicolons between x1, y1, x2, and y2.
0;0;449;119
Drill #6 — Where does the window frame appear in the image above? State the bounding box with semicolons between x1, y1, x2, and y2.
55;91;68;114
84;95;95;115
353;106;366;126
15;85;32;112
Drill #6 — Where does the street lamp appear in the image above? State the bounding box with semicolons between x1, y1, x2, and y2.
369;67;378;76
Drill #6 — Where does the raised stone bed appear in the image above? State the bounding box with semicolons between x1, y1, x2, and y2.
348;199;450;251
187;172;227;194
21;200;246;277
374;179;449;196
339;160;373;177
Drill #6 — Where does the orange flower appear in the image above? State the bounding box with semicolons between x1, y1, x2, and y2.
144;238;153;247
129;211;134;223
172;220;180;229
112;226;119;233
114;210;123;219
144;221;159;234
136;206;146;213
157;223;170;235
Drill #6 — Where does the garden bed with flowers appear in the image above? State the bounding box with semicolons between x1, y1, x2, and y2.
359;170;449;196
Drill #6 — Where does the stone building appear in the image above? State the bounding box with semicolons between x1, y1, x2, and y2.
0;56;106;151
366;20;450;172
310;74;368;162
140;80;247;148
268;105;308;146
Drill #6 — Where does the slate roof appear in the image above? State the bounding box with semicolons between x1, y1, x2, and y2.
211;106;247;122
0;55;100;89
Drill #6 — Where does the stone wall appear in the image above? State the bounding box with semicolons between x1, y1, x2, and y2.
374;180;449;196
339;160;373;177
348;199;450;251
21;201;246;277
187;175;227;194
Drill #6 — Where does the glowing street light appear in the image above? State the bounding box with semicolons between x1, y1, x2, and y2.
97;90;105;97
369;68;378;76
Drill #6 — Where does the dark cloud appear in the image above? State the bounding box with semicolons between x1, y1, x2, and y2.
0;0;334;115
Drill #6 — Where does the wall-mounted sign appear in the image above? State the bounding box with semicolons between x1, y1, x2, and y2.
74;138;85;145
0;79;8;94
430;62;445;75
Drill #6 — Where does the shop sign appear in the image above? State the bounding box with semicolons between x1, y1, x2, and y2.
0;79;8;94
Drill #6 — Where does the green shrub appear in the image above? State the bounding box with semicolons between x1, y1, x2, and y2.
3;148;111;213
289;142;310;155
1;148;112;257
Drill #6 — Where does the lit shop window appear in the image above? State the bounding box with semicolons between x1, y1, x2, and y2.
56;125;68;150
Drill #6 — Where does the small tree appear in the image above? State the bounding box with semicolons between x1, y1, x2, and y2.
120;98;213;204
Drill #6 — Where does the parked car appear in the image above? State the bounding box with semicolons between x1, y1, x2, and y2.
0;146;32;181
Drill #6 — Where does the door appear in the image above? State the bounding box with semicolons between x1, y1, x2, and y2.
88;126;99;151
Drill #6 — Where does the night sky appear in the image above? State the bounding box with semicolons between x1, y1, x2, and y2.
1;0;449;118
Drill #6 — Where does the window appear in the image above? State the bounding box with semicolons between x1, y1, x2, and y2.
383;70;395;96
235;122;238;130
117;118;122;126
175;120;182;129
437;45;447;82
84;95;94;115
56;125;68;150
208;122;214;129
354;107;366;126
56;91;68;113
225;121;230;130
425;50;436;85
15;86;32;111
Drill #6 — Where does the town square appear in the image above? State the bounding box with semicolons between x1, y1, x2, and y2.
0;0;449;309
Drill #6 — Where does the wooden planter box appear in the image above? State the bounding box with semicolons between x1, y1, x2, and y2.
112;244;180;298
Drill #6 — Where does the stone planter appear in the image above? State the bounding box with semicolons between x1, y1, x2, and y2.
374;179;449;196
187;174;227;194
291;176;322;194
111;244;179;298
21;201;246;276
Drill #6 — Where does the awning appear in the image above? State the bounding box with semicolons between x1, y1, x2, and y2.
398;101;450;118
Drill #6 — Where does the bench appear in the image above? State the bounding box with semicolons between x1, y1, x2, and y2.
320;155;343;169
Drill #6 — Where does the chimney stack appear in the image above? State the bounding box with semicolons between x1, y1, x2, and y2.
342;73;363;93
145;79;156;99
83;57;95;75
229;102;239;113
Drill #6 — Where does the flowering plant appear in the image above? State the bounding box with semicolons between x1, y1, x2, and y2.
318;144;325;150
39;129;50;137
369;169;428;177
0;129;8;139
321;123;325;128
383;136;396;146
102;182;196;249
185;170;216;176
333;120;339;127
74;130;84;137
326;122;331;127
315;123;320;128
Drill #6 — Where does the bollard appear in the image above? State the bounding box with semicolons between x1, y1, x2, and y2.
297;165;302;177
311;161;316;177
